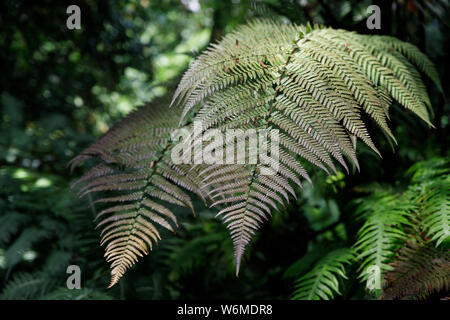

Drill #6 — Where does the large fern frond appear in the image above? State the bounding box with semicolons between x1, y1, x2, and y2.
73;19;441;285
171;19;440;273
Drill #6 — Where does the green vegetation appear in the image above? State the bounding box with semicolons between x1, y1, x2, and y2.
0;0;448;300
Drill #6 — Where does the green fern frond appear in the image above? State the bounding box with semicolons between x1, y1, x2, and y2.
4;227;50;273
417;176;450;246
350;159;449;299
352;193;413;282
292;248;354;300
0;211;29;246
406;157;450;184
404;158;450;246
381;241;450;300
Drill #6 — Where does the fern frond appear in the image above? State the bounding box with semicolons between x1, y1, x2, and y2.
406;157;450;184
370;35;443;94
417;176;450;246
0;212;29;246
204;164;277;273
73;20;440;284
172;19;438;272
0;272;54;300
352;193;413;282
70;102;205;287
5;227;50;272
381;241;450;300
404;158;450;246
292;248;354;300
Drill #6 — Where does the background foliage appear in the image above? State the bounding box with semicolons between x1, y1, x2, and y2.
0;0;448;300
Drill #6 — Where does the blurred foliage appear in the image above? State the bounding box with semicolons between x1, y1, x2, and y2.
0;0;449;299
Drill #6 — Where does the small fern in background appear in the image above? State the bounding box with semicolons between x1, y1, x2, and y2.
289;157;449;300
292;248;354;300
1;272;54;300
352;193;413;283
415;175;450;246
381;241;449;300
0;167;113;300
